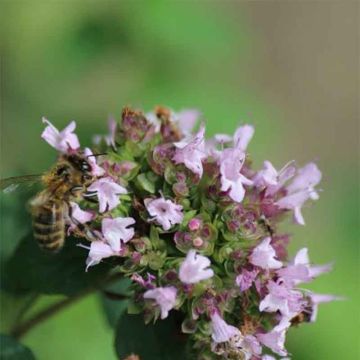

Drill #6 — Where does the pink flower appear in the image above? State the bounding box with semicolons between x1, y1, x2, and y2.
143;286;177;319
102;217;135;252
211;312;242;343
84;241;118;271
84;148;105;177
93;118;117;148
276;162;322;225
211;313;261;359
131;273;156;289
145;197;183;231
259;281;305;316
249;237;283;270
174;109;200;135
233;124;254;151
309;293;344;322
277;248;332;286
87;177;127;213
205;134;231;160
173;125;206;178
241;335;262;358
220;148;253;203
206;124;253;162
69;202;94;224
236;268;259;292
253;161;279;188
265;162;296;197
179;250;214;284
41;118;80;152
105;117;117;148
257;327;287;357
286;162;322;197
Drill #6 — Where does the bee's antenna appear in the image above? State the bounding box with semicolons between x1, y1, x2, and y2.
86;153;107;159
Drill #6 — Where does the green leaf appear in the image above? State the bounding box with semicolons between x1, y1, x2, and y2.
135;173;156;194
2;233;111;296
100;278;131;328
115;312;187;360
181;210;197;227
0;334;35;360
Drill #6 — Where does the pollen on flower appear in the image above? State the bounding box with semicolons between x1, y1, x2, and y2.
39;106;338;359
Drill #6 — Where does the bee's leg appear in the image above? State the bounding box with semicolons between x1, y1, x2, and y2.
75;223;99;242
69;185;84;197
66;202;98;242
83;191;98;204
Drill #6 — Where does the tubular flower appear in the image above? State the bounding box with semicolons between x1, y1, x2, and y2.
277;247;332;286
220;148;253;203
253;160;279;188
145;196;183;231
308;293;344;322
257;328;288;357
249;237;283;270
259;280;305;317
40;106;337;360
84;241;118;271
69;202;94;224
233;124;254;151
173;125;206;178
173;109;200;135
235;268;259;292
179;249;214;284
102;217;135;252
84;148;105;177
211;312;242;343
143;286;177;319
276;162;322;225
87;177;127;213
41;118;80;152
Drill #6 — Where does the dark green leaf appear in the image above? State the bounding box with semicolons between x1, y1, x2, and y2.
115;312;187;360
100;278;131;328
2;233;111;296
0;334;35;360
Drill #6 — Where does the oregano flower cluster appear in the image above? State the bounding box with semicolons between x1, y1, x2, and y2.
41;106;338;360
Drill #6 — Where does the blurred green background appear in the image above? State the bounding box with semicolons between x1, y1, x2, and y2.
0;1;358;359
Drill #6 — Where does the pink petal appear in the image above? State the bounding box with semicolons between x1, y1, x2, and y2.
234;124;254;151
179;250;214;284
143;286;177;319
70;202;94;224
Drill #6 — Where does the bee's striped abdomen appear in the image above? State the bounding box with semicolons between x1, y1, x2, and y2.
32;200;65;252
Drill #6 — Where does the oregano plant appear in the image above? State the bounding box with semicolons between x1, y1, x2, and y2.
1;106;340;360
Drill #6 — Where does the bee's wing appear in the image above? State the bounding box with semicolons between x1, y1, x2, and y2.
0;175;43;194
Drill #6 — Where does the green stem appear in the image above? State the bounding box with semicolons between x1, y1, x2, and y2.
13;294;39;326
10;273;127;340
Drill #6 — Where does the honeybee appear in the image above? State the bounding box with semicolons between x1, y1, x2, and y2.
1;153;97;252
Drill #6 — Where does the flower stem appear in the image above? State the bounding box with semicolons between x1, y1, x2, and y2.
10;273;127;340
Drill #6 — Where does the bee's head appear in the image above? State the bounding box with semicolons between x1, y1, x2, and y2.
56;153;94;184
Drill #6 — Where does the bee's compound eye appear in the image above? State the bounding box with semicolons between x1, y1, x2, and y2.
56;166;68;176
